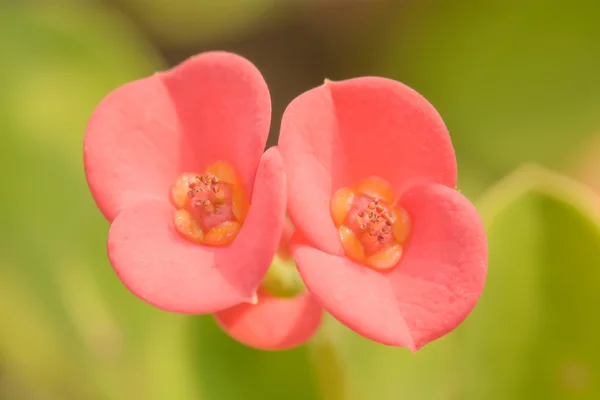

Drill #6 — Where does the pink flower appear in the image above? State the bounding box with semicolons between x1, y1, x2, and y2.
84;52;287;315
279;77;488;351
214;219;323;350
215;289;322;350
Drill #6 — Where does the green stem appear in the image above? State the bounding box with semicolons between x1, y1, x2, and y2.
309;318;351;400
260;256;305;298
261;251;349;399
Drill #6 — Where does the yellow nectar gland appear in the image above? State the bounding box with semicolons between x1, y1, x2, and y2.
330;176;411;271
171;161;249;246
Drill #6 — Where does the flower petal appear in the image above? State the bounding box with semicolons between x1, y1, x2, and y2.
84;51;270;222
278;217;295;259
292;183;486;350
214;290;323;351
107;147;286;314
279;77;456;255
84;74;180;222
160;51;271;195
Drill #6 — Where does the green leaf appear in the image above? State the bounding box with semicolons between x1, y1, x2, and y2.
457;164;600;399
142;313;205;400
0;265;94;399
376;1;600;188
308;318;353;400
0;3;164;160
113;0;282;46
0;4;169;399
189;315;320;400
261;256;306;298
329;316;459;400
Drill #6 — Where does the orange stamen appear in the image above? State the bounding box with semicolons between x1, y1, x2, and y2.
338;226;365;262
204;160;239;185
365;244;403;271
204;221;242;246
329;176;411;272
356;176;395;204
173;209;204;243
392;206;411;244
330;187;356;227
171;161;248;246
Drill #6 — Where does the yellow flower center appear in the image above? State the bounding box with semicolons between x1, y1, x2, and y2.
330;177;411;271
171;161;249;246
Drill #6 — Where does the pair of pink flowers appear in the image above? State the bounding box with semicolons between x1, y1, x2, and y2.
84;52;487;351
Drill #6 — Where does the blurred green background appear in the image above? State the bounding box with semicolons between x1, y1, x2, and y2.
1;0;600;399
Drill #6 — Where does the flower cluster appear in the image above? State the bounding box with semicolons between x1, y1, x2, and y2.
84;52;487;351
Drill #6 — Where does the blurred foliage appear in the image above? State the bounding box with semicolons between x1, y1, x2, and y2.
570;133;600;195
0;3;174;399
1;0;600;399
190;317;318;400
113;0;283;47
458;166;600;399
376;0;600;197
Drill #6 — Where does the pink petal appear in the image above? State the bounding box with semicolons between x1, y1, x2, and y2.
279;77;456;255
106;148;286;314
214;290;323;351
292;183;486;351
84;74;180;222
160;51;271;195
84;51;270;222
277;217;295;259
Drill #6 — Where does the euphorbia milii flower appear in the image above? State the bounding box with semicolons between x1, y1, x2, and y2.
215;220;323;350
84;52;286;314
279;77;487;351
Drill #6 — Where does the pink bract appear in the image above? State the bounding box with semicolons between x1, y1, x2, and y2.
214;289;323;351
278;77;487;351
214;218;323;350
84;52;286;314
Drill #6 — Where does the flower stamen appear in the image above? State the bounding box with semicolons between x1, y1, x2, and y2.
330;176;411;271
171;161;249;246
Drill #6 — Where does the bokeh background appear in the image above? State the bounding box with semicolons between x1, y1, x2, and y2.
2;0;600;399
